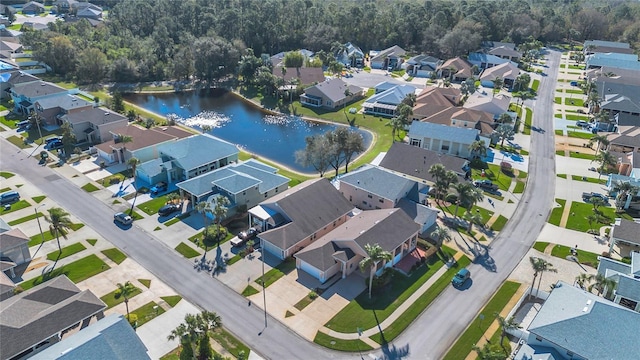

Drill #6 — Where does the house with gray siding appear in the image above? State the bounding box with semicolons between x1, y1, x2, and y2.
9;80;68;115
34;94;92;126
59;107;128;145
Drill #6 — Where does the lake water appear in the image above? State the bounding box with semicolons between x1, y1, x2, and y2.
124;91;371;173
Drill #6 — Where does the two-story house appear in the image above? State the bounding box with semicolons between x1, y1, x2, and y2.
10;80;68;115
59;106;128;145
597;252;640;312
33;94;93;126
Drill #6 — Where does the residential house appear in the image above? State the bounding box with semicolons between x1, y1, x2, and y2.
584;40;633;55
336;42;364;67
0;270;15;301
0;228;31;279
0;276;106;360
9;81;69;115
59;107;128;145
606;151;640;210
300;78;363;109
373;81;402;94
607;125;640;154
488;46;522;62
0;69;35;101
513;281;640;360
481;41;517;50
136;134;238;186
596;81;640;118
411;86;461;121
250;178;354;260
22;1;46;14
608;219;640;257
362;84;417;117
479;62;520;89
272;66;324;87
369;45;406;70
408;121;482;159
463;91;511;117
294;208;419;284
402;54;441;78
76;3;103;20
0;26;22;44
467;52;516;70
0;41;22;56
597;252;640;312
0;4;17;17
55;0;78;13
95;124;192;165
376;142;471;184
338;165;438;234
29;314;150;360
176;159;290;218
586;66;640;86
33;94;93;126
270;49;314;68
586;52;640;71
437;57;473;82
21;22;49;31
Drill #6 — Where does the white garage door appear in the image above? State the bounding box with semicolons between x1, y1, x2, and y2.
261;240;284;260
299;260;322;281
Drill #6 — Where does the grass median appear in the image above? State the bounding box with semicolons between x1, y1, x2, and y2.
21;254;109;290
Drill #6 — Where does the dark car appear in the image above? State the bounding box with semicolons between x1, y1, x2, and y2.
452;268;471;288
45;136;62;145
114;212;133;225
576;120;589;127
473;179;499;191
158;203;180;216
150;182;167;195
583;192;608;203
231;228;258;247
0;191;20;205
45;140;64;150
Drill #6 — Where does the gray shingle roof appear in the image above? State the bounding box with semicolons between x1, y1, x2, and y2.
304;78;361;103
396;198;438;230
35;94;92;111
30;314;150;360
379;143;469;183
612;219;640;245
258;179;354;251
528;281;640;360
64;107;127;126
365;84;416;106
597;256;632;277
157;134;238;172
5;71;39;86
409;121;479;144
614;274;640;302
12;81;67;99
339;165;416;202
0;228;29;251
295;242;355;272
584;40;631;49
0;276;105;360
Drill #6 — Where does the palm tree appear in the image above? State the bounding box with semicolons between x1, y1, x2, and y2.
387;116;405;142
581;80;597;95
211;195;230;241
116;281;137;322
495;124;515;147
496;113;513;124
586;91;600;113
450;182;475;218
401;93;417;107
438;170;458;203
585;213;599;234
468;140;487;160
430;226;451;257
343;88;353;116
589;196;606;213
593;150;616;179
118;134;133;161
588;273;616;298
588;134;609;155
44;207;73;257
528;257;557;300
195;201;211;228
575;273;590;290
168;311;222;359
359;243;393;299
612;181;638;211
127;157;141;216
463;211;483;233
167;192;181;205
494;312;521;346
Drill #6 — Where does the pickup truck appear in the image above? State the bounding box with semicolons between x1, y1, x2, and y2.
150;182;167;195
582;192;608;202
473;179;499;192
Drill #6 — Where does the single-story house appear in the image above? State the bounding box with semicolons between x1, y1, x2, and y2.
336;42;364;67
272;66;325;87
136;134;239;186
598;82;640;117
0;27;22;44
586;66;640;86
584;40;633;55
60;107;128;145
586;52;640;71
373;81;401;94
467;52;516;70
22;1;46;14
251;178;355;260
463;92;511;117
437;57;473;82
29;314;150;360
0;270;15;301
362;84;417;117
376;142;471;184
294;208;419;284
34;94;93;126
0;276;106;360
300;78;363;109
597;252;640;312
479;62;520;88
176;159;290;217
408;121;481;159
370;45;406;70
488;46;522;62
609;219;640;257
0;228;31;279
95;124;192;165
402;54;441;78
513;281;640;360
0;40;22;55
10;81;69;115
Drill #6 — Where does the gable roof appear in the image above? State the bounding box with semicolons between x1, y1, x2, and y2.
397;198;439;229
364;84;417;106
406;54;441;65
157;134;238;171
528;281;640;360
379;143;469;183
304;78;362;103
438;57;473;78
586;53;640;71
611;219;640;245
23;1;46;10
35;94;92;112
0;40;21;52
416;86;460;107
0;228;29;252
63;106;127;126
584;40;630;49
258;179;354;251
409;121;479;144
480;62;520;81
94;124;191;154
29;314;150;360
468;52;515;66
271;66;325;85
370;45;406;62
11;81;68;99
0;276;105;360
3;71;38;86
488;46;522;58
339;165;417;202
463;92;511;115
481;41;516;50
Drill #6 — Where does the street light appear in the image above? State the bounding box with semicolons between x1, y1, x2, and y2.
31;204;47;258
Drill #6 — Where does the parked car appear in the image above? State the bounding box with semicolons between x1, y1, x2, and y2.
473;179;499;191
0;191;20;205
576;120;589;127
158;203;180;216
582;192;608;203
231;228;258;247
150;182;167;195
452;268;471;288
570;81;579;86
114;212;133;225
17;120;31;129
45;136;62;145
45;140;64;150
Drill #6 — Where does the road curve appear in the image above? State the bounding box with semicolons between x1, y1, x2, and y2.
0;50;559;360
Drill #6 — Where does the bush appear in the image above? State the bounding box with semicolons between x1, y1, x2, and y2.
500;161;512;172
417;238;432;250
126;313;138;326
309;290;318;300
601;251;611;258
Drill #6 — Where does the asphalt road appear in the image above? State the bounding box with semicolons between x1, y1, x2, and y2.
0;50;559;360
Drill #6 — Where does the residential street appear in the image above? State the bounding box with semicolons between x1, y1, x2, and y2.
0;50;560;360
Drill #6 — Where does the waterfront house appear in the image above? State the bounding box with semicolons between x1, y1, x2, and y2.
300;78;363;110
362;84;417;117
408;121;481;159
59;106;128;145
9;81;68;115
34;94;93;126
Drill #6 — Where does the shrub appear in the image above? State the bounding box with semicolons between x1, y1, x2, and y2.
601;251;611;258
126;314;138;325
309;290;318;300
417;238;432;250
500;161;512;172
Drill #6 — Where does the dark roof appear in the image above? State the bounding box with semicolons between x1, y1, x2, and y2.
612;219;640;244
259;179;354;251
94;124;191;153
0;228;29;252
0;276;105;360
339;165;417;202
272;67;324;85
295;242;355;271
379;143;469;183
11;81;67;99
63;107;127;126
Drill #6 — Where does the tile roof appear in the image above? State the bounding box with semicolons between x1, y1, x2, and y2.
35;94;92;111
611;219;640;244
378;142;469;183
63;107;127;126
157;134;238;171
339;165;417;201
11;81;67;99
528;281;640;360
415;86;460;107
0;276;105;360
0;228;29;251
409;121;479;144
258;179;354;251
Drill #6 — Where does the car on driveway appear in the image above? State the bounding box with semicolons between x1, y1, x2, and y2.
231;228;258;247
576;120;589;127
45;140;64;150
150;182;167;195
114;212;133;225
582;192;608;203
158;203;180;216
0;191;20;205
452;268;471;288
473;179;499;192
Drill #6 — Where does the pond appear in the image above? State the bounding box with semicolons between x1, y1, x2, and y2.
124;91;371;173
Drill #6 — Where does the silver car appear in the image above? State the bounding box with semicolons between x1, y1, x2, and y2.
114;212;133;225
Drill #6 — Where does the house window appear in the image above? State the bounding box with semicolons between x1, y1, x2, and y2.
265;193;268;198
367;194;373;199
535;336;542;342
363;201;367;205
441;144;450;151
410;139;421;147
379;199;384;203
275;188;278;193
349;195;352;201
375;206;381;209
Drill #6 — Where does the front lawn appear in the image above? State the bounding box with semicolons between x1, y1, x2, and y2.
564;202;623;232
8;212;44;226
255;257;296;288
137;193;175;215
241;285;259;297
513;180;525;194
491;215;509;231
1;200;31;214
161;295;182;307
131;301;165;327
569;152;596;160
81;183;100;192
21;254;110;290
175;242;200;258
314;332;373;352
100;286;143;309
210;328;251;359
46;243;86;261
533;241;549;252
567;131;593;139
571;175;607;185
7;135;30;149
28;223;85;246
548;198;566;226
550;244;600;268
101;248;127;264
440;204;494;226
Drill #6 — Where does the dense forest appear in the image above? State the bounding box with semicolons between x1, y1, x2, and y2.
16;0;640;84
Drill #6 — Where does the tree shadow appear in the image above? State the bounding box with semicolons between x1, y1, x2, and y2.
379;341;411;360
470;241;498;272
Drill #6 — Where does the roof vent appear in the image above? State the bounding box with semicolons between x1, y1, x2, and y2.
104;112;109;116
582;306;588;312
586;300;592;305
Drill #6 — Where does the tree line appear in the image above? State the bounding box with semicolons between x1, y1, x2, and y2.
16;0;640;85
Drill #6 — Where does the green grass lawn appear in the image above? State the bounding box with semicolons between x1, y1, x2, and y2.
255;257;296;287
557;174;567;179
226;254;242;265
139;279;151;288
87;239;98;246
131;301;165;327
314;332;373;352
164;217;181;226
569;152;596;160
161;295;182;307
554;97;561;104
513;180;525;194
100;286;143;309
440;204;494;227
242;285;259;297
137;193;175;215
175;242;200;258
97;172;128;187
533;241;550;252
564;98;585;107
565;114;588;120
101;248;127;264
491;215;509;231
571;175;607;184
7;135;30;149
550;244;600;268
210;328;251;359
8;212;44;226
441;281;520;360
188;227;235;250
28;223;85;246
564;202;621;232
0;172;15;179
548;198;566;226
32;195;46;203
555;130;564;136
471;166;512;192
294;293;317;311
21;254;110;290
46;243;86;261
369;255;472;344
565;89;584;95
567;131;593;139
522;108;532;135
81;183;100;192
531;79;540;91
1;199;31;214
130;210;144;221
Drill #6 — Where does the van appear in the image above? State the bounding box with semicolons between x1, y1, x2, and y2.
17;120;31;128
0;191;20;205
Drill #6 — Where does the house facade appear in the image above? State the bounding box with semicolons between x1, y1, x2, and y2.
479;62;520;88
467;52;516;70
0;228;31;279
402;54;441;78
408;121;480;159
336;42;364;67
437;57;473;82
9;80;68;115
608;218;640;257
59;106;128;145
597;253;640;312
33;94;93;126
300;78;363;109
370;45;406;70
